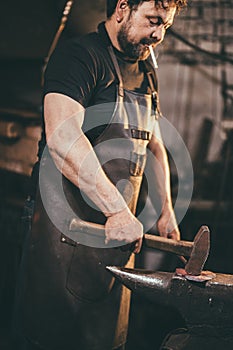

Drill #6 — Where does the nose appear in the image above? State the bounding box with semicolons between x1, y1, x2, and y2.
151;25;165;42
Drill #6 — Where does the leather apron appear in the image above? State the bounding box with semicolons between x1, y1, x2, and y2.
14;46;158;350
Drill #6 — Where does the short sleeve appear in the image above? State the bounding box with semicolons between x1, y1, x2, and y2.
43;38;99;108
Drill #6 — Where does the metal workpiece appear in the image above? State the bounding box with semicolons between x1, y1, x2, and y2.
106;266;233;334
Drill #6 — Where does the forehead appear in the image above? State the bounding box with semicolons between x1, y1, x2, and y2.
135;1;177;20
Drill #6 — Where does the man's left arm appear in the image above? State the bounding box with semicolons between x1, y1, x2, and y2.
147;133;180;241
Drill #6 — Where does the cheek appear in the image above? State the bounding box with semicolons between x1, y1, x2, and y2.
128;29;143;43
129;21;149;40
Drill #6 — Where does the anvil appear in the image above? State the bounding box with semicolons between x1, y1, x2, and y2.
107;266;233;349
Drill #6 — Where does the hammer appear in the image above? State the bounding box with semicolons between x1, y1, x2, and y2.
68;218;210;276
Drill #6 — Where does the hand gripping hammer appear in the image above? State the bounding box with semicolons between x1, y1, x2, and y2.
69;218;210;278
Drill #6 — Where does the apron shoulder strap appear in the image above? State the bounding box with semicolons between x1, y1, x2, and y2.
107;46;124;97
143;60;161;117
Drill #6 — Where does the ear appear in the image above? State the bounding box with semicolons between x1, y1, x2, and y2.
115;0;129;22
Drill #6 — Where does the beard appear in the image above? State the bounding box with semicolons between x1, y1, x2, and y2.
117;21;155;60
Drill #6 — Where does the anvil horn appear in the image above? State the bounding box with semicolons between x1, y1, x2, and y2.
106;266;172;306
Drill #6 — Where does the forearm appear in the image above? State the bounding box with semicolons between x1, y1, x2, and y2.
44;93;127;216
148;135;179;239
48;124;128;217
148;136;173;212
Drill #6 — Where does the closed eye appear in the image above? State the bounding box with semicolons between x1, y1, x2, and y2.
149;17;163;26
149;19;158;26
149;16;171;30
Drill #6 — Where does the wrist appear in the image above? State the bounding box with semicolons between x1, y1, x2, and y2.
93;181;128;217
161;199;173;213
103;197;129;217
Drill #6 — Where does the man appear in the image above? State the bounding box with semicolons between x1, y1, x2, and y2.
14;1;187;349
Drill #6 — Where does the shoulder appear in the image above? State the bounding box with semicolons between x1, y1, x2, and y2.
43;31;116;107
63;32;112;68
47;31;115;83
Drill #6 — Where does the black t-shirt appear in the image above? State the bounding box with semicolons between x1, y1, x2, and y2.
42;21;158;144
43;22;157;108
32;22;158;196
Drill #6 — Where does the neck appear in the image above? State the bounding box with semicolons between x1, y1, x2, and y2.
105;18;122;52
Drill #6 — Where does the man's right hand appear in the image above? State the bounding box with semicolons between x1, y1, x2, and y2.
105;207;143;254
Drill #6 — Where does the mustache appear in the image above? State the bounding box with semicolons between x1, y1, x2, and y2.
140;38;158;46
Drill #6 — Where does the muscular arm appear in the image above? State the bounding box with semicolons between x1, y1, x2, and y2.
147;133;180;240
44;93;143;251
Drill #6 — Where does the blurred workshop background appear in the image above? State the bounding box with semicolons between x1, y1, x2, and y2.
0;0;233;349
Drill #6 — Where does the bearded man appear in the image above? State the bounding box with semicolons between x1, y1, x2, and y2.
14;1;187;349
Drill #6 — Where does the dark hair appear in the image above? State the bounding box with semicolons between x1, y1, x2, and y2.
106;0;187;18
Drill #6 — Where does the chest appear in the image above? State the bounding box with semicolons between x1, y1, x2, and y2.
90;57;152;106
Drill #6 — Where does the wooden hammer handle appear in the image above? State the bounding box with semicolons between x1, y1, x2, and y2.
144;234;193;257
69;218;193;257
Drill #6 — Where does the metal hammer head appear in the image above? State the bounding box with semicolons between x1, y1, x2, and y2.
184;225;210;275
144;225;211;276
